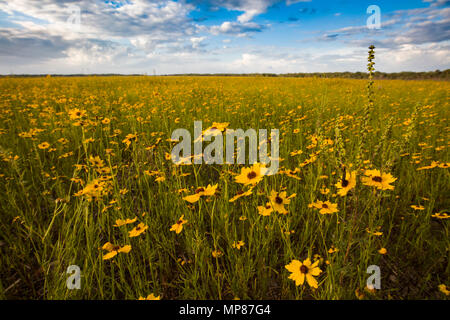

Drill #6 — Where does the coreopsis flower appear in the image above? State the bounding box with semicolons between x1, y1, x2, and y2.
183;184;218;203
89;155;104;168
202;184;218;196
309;200;338;214
257;202;273;216
232;240;245;250
416;161;439;170
194;122;230;142
68;108;86;120
285;258;322;288
366;228;383;236
113;217;137;227
335;170;357;196
122;133;138;148
229;188;253;202
281;168;301;180
155;175;165;182
290;150;303;156
138;294;161;300
170;215;188;234
438;284;450;296
212;250;223;258
410;205;425;210
328;246;339;254
361;169;396;190
75;178;109;201
101;242;131;260
235;163;267;186
38;142;50;149
438;162;450;168
129;223;148;238
431;212;449;219
269;190;295;214
378;248;387;255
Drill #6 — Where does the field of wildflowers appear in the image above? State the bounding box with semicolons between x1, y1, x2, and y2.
0;74;448;299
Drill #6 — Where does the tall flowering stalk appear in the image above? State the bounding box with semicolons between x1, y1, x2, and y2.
357;45;376;170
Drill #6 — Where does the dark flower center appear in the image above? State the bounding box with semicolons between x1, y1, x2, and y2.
195;187;205;193
275;196;283;204
112;245;120;251
300;265;309;274
247;171;257;179
372;176;382;183
341;179;349;187
322;203;329;209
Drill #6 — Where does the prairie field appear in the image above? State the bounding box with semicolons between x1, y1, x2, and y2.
0;75;448;300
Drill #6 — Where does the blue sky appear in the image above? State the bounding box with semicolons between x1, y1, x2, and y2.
0;0;448;74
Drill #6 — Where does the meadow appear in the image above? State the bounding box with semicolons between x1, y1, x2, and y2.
0;74;448;300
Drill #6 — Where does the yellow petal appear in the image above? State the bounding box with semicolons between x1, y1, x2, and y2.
102;242;114;251
310;266;322;276
183;193;201;203
306;273;319;288
118;245;132;253
103;251;118;260
285;259;302;273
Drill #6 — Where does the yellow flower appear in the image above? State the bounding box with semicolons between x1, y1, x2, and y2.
232;240;245;250
355;288;365;300
38;142;50;149
101;242;131;260
113;217;137;227
235;163;267;186
361;169;396;190
328;246;339;254
68;108;86;120
309;200;338;214
183;193;201;203
122;133;138;148
438;284;450;296
366;228;383;236
257;202;273;216
170;215;188;234
212;249;223;258
378;248;387;255
202;184;218;196
89;155;104;168
285;258;322;288
335;170;357;196
183;184;218;203
410;205;425;210
229;188;253;202
129;223;148;238
269;190;295;214
416;161;439;170
138;293;161;300
431;212;450;219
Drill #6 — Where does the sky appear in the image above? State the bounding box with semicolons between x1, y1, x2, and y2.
0;0;449;74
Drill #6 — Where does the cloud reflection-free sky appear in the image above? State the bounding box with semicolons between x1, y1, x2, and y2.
0;0;448;74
